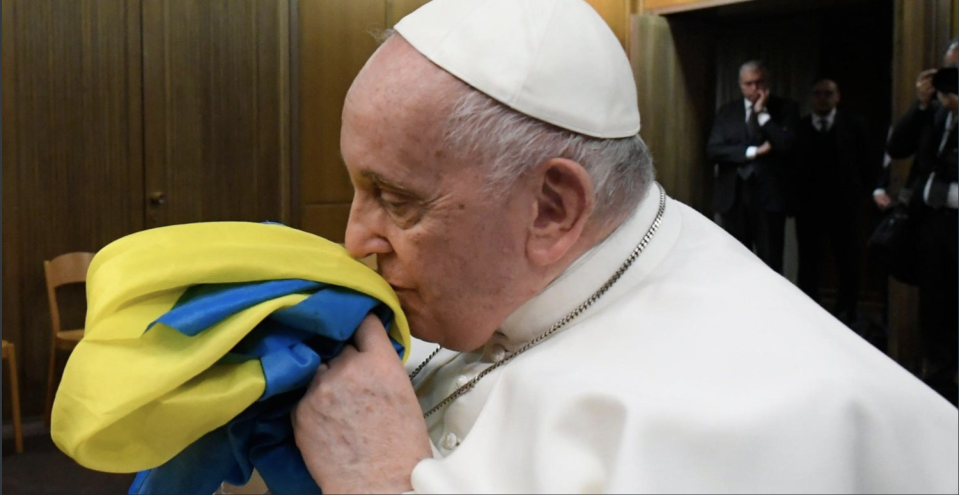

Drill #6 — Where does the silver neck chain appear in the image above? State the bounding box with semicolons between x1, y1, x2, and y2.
409;184;667;419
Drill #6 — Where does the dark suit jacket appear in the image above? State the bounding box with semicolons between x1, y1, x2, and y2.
795;110;877;212
706;95;800;214
884;101;958;208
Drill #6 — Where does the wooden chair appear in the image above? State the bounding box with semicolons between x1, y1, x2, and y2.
2;340;24;453
43;252;95;426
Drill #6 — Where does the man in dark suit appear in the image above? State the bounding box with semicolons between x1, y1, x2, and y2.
794;79;876;322
707;61;799;274
883;40;958;405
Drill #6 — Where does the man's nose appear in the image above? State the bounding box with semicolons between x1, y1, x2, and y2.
344;199;392;260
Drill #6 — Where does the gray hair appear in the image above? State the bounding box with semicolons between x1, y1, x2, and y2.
442;85;655;224
739;60;768;79
946;37;959;62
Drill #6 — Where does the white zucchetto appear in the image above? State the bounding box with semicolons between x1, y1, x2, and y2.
394;0;640;139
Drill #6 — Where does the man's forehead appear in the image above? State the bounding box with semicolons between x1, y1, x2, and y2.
354;37;456;103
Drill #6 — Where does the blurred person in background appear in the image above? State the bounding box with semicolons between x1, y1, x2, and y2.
882;38;958;405
794;79;877;324
707;61;800;274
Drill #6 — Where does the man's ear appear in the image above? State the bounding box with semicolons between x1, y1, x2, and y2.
526;158;594;266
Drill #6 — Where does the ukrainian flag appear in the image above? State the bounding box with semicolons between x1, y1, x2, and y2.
51;222;410;494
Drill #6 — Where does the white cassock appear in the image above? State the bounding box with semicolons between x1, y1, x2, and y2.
405;184;959;493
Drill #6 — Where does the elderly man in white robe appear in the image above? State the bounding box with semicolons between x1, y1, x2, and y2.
290;0;959;493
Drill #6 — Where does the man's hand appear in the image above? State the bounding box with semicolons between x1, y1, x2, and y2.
916;69;937;109
874;192;892;210
756;141;772;156
938;92;959;113
292;314;432;494
753;88;770;114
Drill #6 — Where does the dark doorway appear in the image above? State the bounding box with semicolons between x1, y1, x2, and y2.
674;0;895;323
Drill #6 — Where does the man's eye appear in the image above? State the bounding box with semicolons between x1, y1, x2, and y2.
379;192;408;210
370;185;421;227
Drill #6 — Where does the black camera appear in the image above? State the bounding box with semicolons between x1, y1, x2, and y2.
932;67;957;95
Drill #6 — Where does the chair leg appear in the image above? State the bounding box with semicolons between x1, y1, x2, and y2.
8;345;23;453
45;344;57;428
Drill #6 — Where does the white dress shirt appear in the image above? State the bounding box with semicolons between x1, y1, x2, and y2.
813;107;837;133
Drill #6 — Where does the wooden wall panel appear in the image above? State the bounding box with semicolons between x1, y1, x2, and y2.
2;0;20;421
297;0;386;239
954;0;958;37
386;0;430;26
586;0;631;48
301;204;353;244
642;0;753;15
278;1;293;226
142;0;289;228
5;0;144;416
630;15;712;212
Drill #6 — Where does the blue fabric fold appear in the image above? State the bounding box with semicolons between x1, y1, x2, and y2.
129;279;402;495
149;279;326;336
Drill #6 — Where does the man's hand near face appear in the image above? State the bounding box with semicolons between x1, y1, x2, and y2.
292;315;432;494
916;69;937;110
753;88;770;114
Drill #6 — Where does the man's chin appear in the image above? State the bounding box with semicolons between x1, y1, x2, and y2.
409;325;448;349
408;322;464;352
410;324;495;353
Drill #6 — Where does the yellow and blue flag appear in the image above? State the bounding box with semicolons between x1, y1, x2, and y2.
51;222;410;494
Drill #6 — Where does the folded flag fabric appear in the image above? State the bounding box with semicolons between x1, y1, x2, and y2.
50;222;410;495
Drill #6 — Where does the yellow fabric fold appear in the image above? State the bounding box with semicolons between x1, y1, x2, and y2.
52;222;409;473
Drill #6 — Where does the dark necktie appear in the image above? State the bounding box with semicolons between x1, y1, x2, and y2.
746;109;761;144
739;109;761;180
818;117;829;134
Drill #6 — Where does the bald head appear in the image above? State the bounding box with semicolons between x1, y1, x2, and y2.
349;36;458;109
345;36;464;154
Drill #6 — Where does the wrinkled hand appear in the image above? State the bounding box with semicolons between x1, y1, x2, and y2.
292;315;432;494
916;69;937;109
756;141;772;156
874;192;892;210
753;88;770;114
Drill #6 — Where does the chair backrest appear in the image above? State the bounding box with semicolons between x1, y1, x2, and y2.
43;252;95;334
